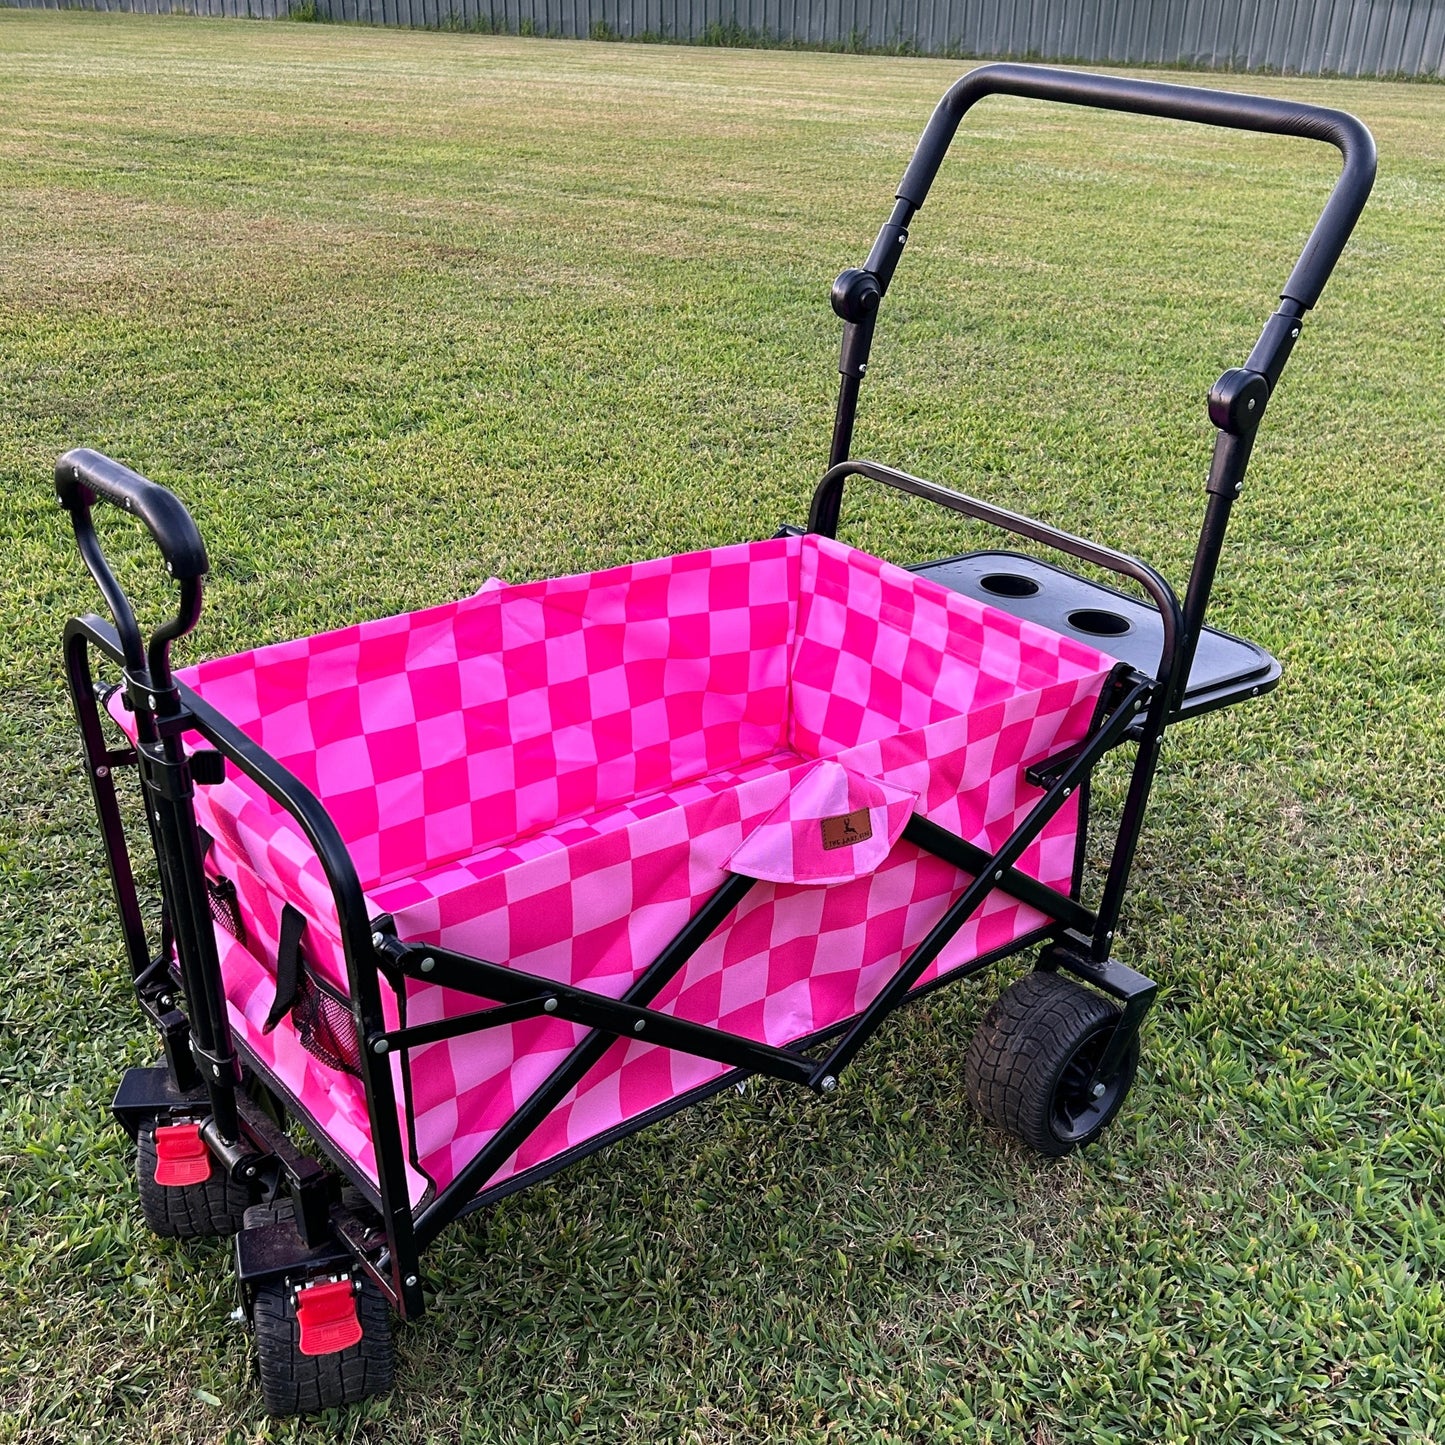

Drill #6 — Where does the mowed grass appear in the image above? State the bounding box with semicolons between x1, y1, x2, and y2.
2;12;1443;1442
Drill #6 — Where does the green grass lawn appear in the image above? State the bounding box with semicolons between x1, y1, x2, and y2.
2;12;1443;1442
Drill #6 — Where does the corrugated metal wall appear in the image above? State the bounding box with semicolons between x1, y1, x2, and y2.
16;0;289;16
11;0;1445;78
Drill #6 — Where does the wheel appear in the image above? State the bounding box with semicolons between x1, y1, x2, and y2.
246;1201;396;1416
964;970;1140;1157
136;1121;252;1238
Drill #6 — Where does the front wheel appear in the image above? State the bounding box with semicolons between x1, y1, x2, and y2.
246;1202;396;1416
964;970;1140;1157
136;1121;252;1238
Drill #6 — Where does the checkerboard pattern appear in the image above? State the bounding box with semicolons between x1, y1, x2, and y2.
111;534;1116;1207
724;758;917;886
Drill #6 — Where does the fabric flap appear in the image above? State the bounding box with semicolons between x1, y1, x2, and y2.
725;758;916;886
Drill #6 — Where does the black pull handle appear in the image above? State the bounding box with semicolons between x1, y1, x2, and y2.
56;447;208;695
56;447;209;582
894;63;1375;314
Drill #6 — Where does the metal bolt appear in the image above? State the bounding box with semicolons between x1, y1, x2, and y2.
1105;931;1114;941
420;956;435;974
1091;1082;1107;1099
858;363;868;375
244;1164;256;1179
371;932;385;949
1247;398;1256;410
1291;328;1299;338
372;1037;389;1055
544;997;558;1013
95;765;110;779
404;1275;419;1289
1251;686;1260;696
994;870;1003;881
229;1306;246;1323
820;1075;838;1094
1062;786;1072;797
633;1019;646;1034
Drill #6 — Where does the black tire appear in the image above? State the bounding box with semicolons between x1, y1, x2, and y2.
246;1201;395;1417
136;1121;252;1239
964;970;1140;1157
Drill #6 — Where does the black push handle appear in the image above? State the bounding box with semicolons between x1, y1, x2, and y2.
56;447;208;694
894;63;1375;312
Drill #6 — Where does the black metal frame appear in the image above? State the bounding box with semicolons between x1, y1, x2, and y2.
57;64;1373;1339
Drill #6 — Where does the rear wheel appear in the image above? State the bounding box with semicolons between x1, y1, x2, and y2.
136;1121;252;1239
246;1201;396;1417
964;970;1140;1156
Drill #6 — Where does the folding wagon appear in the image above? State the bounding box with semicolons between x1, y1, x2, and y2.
57;65;1374;1415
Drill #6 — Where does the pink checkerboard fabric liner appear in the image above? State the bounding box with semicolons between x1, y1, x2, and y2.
110;533;1116;1206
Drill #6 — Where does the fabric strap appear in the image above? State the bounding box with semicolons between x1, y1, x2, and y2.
262;903;307;1035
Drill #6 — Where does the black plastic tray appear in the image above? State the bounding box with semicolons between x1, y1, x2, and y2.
912;550;1280;721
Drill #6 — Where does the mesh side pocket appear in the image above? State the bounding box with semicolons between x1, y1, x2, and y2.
207;875;245;943
293;974;362;1078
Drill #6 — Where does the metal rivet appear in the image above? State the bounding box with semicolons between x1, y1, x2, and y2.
147;695;157;709
1105;931;1114;940
1247;398;1256;410
95;765;110;779
633;1019;645;1033
372;1038;389;1055
820;1075;838;1094
994;870;1003;881
371;932;385;948
1251;687;1260;696
420;956;435;973
1062;786;1072;797
404;1275;418;1288
1291;328;1300;338
858;363;867;374
544;997;558;1013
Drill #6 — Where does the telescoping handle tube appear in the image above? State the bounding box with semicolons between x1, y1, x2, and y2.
55;447;209;699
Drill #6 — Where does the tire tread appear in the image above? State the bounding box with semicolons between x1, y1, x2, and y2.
136;1122;252;1239
246;1200;395;1416
964;970;1138;1156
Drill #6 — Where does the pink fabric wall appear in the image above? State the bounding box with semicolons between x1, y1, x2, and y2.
111;535;1116;1207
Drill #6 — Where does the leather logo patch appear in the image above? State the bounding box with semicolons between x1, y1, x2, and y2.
820;809;873;851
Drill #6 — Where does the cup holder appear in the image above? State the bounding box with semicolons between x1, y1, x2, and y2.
979;572;1040;598
1068;608;1131;637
